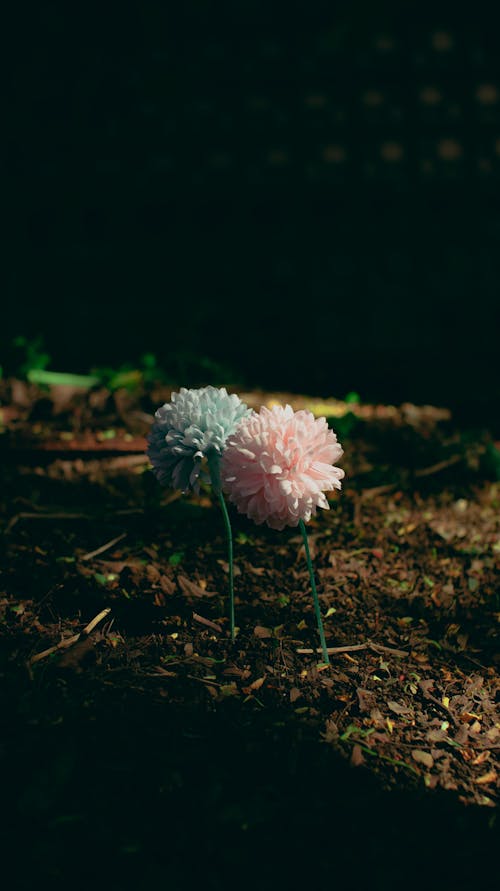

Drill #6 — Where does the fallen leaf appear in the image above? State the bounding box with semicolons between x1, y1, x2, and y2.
178;575;217;599
426;728;448;743
350;744;365;767
412;749;434;769
388;701;413;715
290;687;302;703
357;688;377;713
217;560;242;577
472;751;490;766
254;625;272;639
474;770;497;785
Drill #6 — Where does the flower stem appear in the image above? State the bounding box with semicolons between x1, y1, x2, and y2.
299;519;330;666
207;451;235;643
217;491;235;643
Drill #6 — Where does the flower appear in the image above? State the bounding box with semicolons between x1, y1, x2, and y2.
147;386;252;493
221;404;345;530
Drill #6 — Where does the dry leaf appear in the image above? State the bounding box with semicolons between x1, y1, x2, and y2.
178;575;217;599
472;751;490;766
474;770;497;785
350;744;365;767
254;625;272;639
388;701;413;715
426;728;448;743
357;688;377;713
411;749;434;769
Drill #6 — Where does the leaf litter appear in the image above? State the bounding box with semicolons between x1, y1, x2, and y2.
0;379;499;853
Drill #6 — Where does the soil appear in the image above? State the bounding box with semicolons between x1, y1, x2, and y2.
1;380;499;889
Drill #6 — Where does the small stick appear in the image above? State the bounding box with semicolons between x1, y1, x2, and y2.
30;608;111;664
297;641;409;658
6;511;90;533
369;642;409;658
83;607;111;634
30;633;81;664
81;533;127;561
414;455;461;478
192;612;223;633
360;483;397;500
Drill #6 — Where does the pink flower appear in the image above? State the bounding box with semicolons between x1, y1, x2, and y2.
221;405;345;530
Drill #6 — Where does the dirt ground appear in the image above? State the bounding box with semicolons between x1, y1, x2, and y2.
1;380;499;889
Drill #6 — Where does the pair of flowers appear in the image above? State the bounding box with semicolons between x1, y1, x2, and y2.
148;386;345;665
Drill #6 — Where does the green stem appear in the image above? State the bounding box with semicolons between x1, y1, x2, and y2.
207;451;235;643
218;491;235;643
299;518;330;666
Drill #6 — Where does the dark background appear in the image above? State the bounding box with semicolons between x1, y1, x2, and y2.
5;1;500;415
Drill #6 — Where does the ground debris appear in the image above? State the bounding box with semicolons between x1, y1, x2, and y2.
1;383;499;811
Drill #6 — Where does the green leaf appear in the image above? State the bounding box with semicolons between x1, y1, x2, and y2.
27;369;101;388
344;391;360;404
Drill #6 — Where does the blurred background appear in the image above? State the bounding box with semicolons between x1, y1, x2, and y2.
4;1;500;418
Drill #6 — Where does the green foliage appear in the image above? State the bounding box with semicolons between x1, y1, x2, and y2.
27;370;101;387
91;353;167;392
344;391;360;404
2;334;241;395
5;335;52;380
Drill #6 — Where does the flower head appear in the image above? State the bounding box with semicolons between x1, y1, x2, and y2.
221;404;344;530
148;386;252;493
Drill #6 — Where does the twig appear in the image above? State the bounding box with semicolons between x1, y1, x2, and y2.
297;641;409;658
30;634;81;664
186;674;224;688
414;455;461;478
6;507;147;533
297;644;368;656
192;612;223;633
83;607;111;634
360;484;397;500
6;511;91;533
81;533;127;562
369;643;410;658
29;607;112;665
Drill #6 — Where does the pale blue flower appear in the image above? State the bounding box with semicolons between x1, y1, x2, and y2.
147;386;252;493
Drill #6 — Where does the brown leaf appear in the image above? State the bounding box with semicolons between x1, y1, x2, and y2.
350;744;365;767
290;687;302;703
472;751;490;766
474;770;497;785
357;688;377;713
411;749;434;769
388;701;413;715
217;560;241;577
160;575;175;595
246;565;267;576
454;725;470;746
178;575;216;600
254;625;272;639
146;564;161;584
426;728;448;743
323;720;339;744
